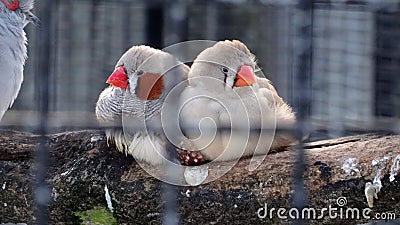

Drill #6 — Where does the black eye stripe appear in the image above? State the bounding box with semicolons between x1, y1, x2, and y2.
221;66;229;84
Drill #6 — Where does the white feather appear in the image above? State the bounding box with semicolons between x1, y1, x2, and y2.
0;2;31;120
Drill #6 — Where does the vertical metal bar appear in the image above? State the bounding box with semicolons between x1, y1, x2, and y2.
143;1;181;225
205;1;217;40
163;1;188;47
161;2;189;225
292;0;313;224
162;142;181;225
34;0;52;224
122;0;132;49
145;4;164;48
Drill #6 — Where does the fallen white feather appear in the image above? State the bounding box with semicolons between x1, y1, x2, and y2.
341;157;360;176
184;165;209;186
389;154;400;182
104;185;114;213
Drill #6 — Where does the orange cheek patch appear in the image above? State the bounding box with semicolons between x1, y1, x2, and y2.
136;73;164;100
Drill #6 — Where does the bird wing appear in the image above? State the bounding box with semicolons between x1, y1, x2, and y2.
256;76;295;125
256;76;286;106
0;48;24;120
256;76;296;149
0;13;27;121
179;85;226;159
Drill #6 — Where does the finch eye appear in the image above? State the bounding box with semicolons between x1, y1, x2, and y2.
221;67;229;74
137;70;144;76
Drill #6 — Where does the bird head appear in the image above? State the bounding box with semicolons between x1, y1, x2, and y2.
106;46;166;101
106;65;164;101
106;45;188;101
0;0;40;26
97;45;189;127
189;40;256;90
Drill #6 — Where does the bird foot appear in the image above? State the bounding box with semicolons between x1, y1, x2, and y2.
177;149;207;166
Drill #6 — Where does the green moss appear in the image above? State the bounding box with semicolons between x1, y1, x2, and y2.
75;207;118;225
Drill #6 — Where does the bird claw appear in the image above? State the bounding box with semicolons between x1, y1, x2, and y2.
176;149;207;166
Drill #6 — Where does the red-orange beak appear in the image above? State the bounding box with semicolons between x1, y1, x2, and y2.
1;0;19;11
106;66;128;89
234;65;255;87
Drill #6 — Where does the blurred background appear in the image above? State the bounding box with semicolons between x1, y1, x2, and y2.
1;0;399;140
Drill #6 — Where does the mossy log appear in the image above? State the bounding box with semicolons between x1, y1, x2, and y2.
0;130;399;224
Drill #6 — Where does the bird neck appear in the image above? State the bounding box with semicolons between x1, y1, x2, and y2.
123;93;163;119
0;6;25;27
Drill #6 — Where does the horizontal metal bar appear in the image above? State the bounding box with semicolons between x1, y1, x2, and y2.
0;110;399;134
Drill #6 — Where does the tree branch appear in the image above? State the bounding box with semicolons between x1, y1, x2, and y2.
0;130;399;224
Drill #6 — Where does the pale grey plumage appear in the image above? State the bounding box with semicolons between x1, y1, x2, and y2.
96;45;189;165
179;40;296;161
0;0;38;120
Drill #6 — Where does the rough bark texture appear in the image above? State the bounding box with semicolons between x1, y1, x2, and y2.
0;129;399;225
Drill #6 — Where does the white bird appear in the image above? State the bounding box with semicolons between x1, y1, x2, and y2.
96;45;189;165
179;40;296;162
0;0;39;120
